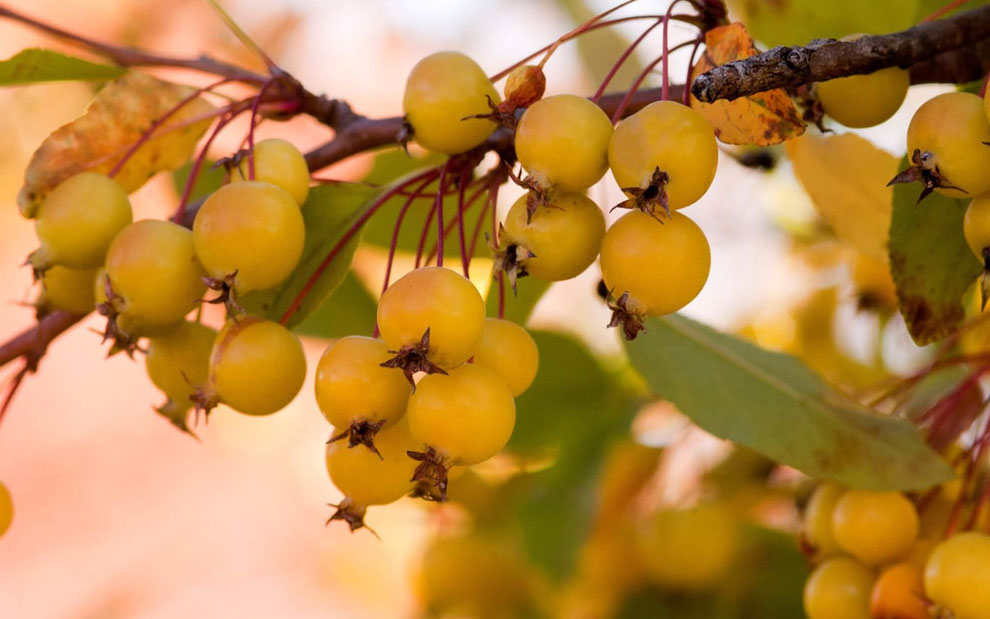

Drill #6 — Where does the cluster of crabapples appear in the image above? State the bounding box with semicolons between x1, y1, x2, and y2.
801;483;990;619
404;50;718;340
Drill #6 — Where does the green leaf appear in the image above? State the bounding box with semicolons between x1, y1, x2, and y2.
727;0;919;47
0;48;124;86
360;148;491;259
626;314;954;490
485;277;550;325
239;181;379;326
889;158;981;344
172;160;225;203
293;270;377;339
916;0;990;21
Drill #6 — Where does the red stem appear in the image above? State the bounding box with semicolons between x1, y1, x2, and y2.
109;78;229;179
172;110;239;223
434;161;450;268
457;171;470;277
380;172;441;296
611;37;700;122
279;166;442;325
683;38;704;105
662;0;692;102
922;0;970;22
247;78;277;180
592;18;664;103
426;180;490;265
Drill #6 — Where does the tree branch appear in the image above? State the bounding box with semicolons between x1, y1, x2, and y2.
692;4;990;102
0;310;83;371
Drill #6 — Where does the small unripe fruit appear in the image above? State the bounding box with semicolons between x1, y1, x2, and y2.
234;138;310;206
35;266;97;316
924;532;990;619
832;490;919;565
145;320;217;427
804;556;874;619
803;483;845;558
472;318;539;396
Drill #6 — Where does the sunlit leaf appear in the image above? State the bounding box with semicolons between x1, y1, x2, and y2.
239;181;378;327
727;0;919;47
689;23;805;146
889;158;981;344
0;48;124;86
626;314;953;490
18;72;214;217
786;133;896;261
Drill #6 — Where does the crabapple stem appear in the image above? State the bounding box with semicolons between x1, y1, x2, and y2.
683;39;704;106
246;78;277;181
381;172;441;297
108;78;230;179
457;170;470;277
536;0;643;71
662;0;694;102
279;166;441;325
922;0;971;22
435;161;450;268
425;178;490;265
592;18;664;103
414;199;437;269
611;38;699;122
497;271;506;319
172;109;239;223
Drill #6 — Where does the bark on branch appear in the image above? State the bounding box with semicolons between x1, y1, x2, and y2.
692;5;990;103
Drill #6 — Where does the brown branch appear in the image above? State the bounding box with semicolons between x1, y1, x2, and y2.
0;310;83;371
692;4;990;102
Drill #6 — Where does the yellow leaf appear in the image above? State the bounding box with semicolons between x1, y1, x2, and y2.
689;23;805;146
18;72;215;217
786;133;897;262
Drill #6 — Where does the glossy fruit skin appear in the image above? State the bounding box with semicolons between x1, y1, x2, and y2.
407;363;515;465
832;490;919;565
209;318;306;416
36;266;97;315
816;36;909;128
403;51;499;154
907;92;990;198
472;318;539;397
608;101;717;210
803;483;845;558
964;195;990;261
803;556;874;619
600;211;711;316
193;181;305;294
103;220;207;334
502;193;605;281
325;421;421;507
0;480;11;538
314;336;411;429
377;267;485;369
234;138;310;206
30;172;132;270
870;562;932;619
924;532;990;619
514;94;613;192
146;321;217;406
636;504;739;590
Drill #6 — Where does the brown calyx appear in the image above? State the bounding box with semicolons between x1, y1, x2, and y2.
95;275;142;357
887;148;966;204
612;167;672;221
491;226;535;294
606;291;646;341
189;384;219;425
155;399;198;438
203;270;245;318
326;498;378;537
379;328;447;390
327;418;388;459
407;446;451;502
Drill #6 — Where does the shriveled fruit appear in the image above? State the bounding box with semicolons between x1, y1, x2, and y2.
325;420;421;531
27;172;132;274
35;266;97;316
193;181;305;299
608;100;717;215
145;320;217;431
234;138;310;206
803;483;845;558
377;267;485;380
804;556;874;619
417;534;534;617
816;35;909;128
514;94;613;192
0;480;11;538
924;531;990;619
894;92;990;200
636;503;740;590
600;210;711;339
498;192;605;284
406;363;515;499
99;220;207;343
315;336;412;451
196;317;306;417
832;490;919;565
472;318;539;396
403;51;499;154
870;562;932;619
